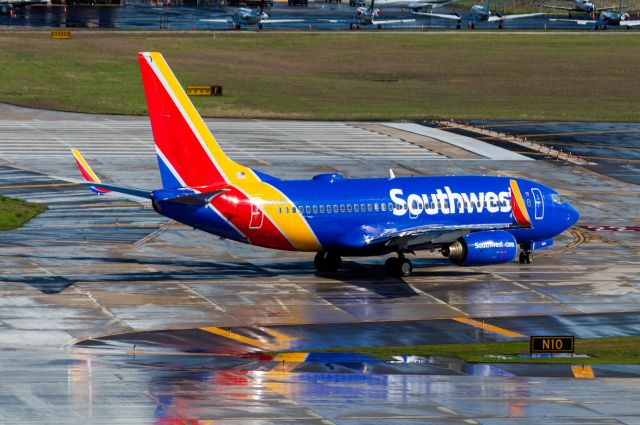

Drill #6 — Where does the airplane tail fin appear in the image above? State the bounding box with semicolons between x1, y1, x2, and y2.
137;52;242;190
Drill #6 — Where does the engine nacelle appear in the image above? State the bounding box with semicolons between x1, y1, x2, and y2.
443;230;517;266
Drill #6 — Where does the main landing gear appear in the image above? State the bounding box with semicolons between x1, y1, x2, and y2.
519;249;533;264
384;254;413;277
314;251;342;272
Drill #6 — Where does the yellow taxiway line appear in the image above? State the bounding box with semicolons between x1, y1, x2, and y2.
200;326;272;350
453;317;525;338
571;365;596;379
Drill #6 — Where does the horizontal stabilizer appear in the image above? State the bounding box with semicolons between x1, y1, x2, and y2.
79;182;152;199
164;189;229;206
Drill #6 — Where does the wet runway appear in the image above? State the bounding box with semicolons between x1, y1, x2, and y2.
0;1;623;30
1;107;640;423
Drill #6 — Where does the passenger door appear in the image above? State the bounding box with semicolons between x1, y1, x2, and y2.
531;188;544;220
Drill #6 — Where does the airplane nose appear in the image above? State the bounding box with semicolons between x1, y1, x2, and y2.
566;203;579;227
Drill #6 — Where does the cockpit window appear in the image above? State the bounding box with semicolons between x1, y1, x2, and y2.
551;194;565;204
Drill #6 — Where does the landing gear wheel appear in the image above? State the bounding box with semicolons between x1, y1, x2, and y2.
398;258;413;276
258;23;263;29
456;23;461;29
384;256;412;277
498;22;503;29
519;251;533;264
384;257;399;275
314;251;342;272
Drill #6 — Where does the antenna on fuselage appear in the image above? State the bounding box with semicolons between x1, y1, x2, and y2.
389;169;395;179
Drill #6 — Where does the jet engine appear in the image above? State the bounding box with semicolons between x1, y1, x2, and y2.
442;230;518;266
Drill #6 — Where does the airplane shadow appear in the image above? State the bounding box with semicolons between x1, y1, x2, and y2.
10;254;485;296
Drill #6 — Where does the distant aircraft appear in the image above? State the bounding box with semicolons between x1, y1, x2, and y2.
550;3;640;28
414;2;544;29
365;0;453;12
0;0;46;16
200;0;303;29
72;52;579;277
542;0;619;15
324;0;416;29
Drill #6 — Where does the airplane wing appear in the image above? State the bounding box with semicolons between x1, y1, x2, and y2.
371;18;416;24
490;12;544;21
549;18;594;24
199;18;232;23
261;19;306;23
361;221;518;249
620;19;640;26
412;11;462;20
319;18;353;23
407;0;453;8
71;149;152;199
542;4;575;10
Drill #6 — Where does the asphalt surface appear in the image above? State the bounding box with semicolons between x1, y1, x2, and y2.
0;1;628;30
1;107;639;423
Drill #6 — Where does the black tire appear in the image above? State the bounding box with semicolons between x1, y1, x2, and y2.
519;251;526;264
398;259;413;276
525;252;533;264
384;257;399;275
325;252;342;272
258;23;263;29
314;251;327;272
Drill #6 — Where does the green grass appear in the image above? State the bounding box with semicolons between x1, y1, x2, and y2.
311;336;640;364
0;195;47;231
0;32;639;121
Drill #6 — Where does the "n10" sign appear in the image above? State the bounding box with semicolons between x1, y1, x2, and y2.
530;336;575;353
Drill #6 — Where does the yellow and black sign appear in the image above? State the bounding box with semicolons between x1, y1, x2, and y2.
530;336;575;353
186;85;223;96
51;30;71;40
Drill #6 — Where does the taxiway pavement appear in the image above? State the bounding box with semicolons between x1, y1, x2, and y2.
0;108;639;424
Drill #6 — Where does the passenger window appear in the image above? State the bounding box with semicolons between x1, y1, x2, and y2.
278;207;282;214
292;206;297;213
361;204;366;211
526;199;531;207
312;206;317;214
326;204;331;213
381;203;386;212
306;206;311;214
354;204;359;212
374;203;379;211
388;203;393;211
340;205;345;213
333;205;338;213
367;204;373;212
319;206;324;213
347;204;352;212
285;206;289;214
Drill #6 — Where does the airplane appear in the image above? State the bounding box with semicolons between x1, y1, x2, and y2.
324;0;415;29
71;52;579;277
542;0;619;15
0;0;47;16
413;2;544;29
200;0;303;29
358;0;453;12
550;3;640;28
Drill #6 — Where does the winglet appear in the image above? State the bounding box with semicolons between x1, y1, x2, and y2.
509;179;532;228
71;149;111;194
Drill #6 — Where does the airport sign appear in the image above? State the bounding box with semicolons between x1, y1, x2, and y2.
530;336;575;353
186;85;223;96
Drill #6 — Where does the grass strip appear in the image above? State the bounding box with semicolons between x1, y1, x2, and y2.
300;336;640;364
0;32;639;121
0;195;47;231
